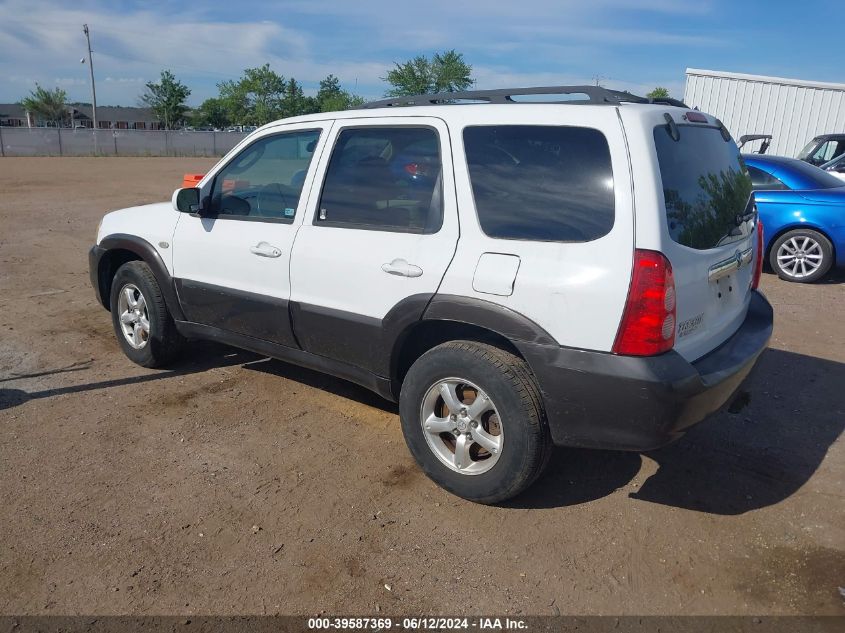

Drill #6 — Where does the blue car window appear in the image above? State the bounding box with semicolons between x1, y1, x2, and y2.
747;166;789;191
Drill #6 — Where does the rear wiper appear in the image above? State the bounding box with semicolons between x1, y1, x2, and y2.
734;210;755;226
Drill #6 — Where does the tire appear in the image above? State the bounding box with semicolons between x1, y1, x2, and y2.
399;341;551;504
769;229;833;283
109;261;184;368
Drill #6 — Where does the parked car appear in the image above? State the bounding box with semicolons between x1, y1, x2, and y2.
821;153;845;182
744;154;845;282
797;133;845;166
89;86;772;503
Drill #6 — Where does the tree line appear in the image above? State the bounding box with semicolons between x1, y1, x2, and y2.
18;50;475;129
18;50;673;130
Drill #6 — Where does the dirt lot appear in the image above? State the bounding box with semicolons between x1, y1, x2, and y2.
0;157;843;616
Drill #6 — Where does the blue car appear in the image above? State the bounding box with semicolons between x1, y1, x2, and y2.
743;154;845;282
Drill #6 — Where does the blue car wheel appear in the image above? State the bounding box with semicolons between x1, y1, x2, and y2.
769;228;834;283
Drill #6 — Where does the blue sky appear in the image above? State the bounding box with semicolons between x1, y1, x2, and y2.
0;0;841;106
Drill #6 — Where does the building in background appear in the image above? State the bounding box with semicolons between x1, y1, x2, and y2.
684;68;845;157
0;104;161;129
70;105;162;130
0;103;31;127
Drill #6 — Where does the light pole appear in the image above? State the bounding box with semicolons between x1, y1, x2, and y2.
82;24;98;130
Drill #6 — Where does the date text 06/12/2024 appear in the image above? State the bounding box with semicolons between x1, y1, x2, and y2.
307;617;528;630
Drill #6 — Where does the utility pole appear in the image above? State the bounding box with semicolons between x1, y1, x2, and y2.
83;24;98;130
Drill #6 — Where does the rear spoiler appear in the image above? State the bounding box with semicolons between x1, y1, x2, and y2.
738;134;772;154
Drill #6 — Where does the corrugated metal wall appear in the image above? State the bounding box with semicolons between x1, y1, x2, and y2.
684;69;845;157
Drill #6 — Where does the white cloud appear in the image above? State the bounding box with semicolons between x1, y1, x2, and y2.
0;0;712;104
0;0;313;103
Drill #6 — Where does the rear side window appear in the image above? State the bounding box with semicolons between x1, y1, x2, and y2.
316;126;443;233
653;125;753;250
747;165;788;191
463;126;614;242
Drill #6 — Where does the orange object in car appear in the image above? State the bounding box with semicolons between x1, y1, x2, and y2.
181;173;204;188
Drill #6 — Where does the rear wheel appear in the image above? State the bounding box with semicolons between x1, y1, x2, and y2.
770;229;833;283
399;341;551;504
109;261;184;367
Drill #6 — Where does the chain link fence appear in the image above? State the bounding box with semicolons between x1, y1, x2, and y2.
0;127;249;157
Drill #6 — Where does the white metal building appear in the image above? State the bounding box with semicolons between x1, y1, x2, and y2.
683;68;845;157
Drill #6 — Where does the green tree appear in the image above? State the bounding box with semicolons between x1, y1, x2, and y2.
432;50;474;92
140;70;191;130
20;84;68;127
280;78;311;117
193;97;230;129
218;64;286;126
646;86;670;99
315;74;365;112
384;49;474;97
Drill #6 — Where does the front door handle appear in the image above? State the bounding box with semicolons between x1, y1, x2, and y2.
250;241;282;258
381;258;423;278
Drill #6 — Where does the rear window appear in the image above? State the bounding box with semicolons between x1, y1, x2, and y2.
463;125;614;242
654;124;753;250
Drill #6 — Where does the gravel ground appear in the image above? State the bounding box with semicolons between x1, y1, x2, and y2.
0;157;843;616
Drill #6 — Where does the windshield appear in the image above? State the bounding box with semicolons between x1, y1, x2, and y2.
653;124;753;250
797;138;819;160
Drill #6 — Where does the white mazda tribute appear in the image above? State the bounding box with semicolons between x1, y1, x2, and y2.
89;86;773;503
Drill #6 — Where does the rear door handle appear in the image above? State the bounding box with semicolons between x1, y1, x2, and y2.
250;241;282;258
381;258;423;278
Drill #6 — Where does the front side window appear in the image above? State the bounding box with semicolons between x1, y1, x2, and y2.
747;165;789;191
463;125;615;242
209;129;321;221
317;127;443;233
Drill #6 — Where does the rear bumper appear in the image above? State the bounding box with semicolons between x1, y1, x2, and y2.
522;290;773;451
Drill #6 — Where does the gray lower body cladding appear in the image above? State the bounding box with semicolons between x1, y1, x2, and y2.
90;240;773;452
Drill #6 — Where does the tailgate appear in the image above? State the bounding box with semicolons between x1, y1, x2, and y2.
651;115;756;362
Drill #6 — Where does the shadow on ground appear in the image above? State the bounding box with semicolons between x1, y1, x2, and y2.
244;357;398;414
762;267;845;285
513;348;844;514
0;342;257;412
2;343;841;516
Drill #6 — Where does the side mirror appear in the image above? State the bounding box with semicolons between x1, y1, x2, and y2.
172;187;201;214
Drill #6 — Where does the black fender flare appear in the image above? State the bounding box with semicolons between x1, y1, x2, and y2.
422;294;558;348
388;293;560;396
95;234;185;321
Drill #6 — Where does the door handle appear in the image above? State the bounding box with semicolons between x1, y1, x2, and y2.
250;241;282;258
381;258;423;278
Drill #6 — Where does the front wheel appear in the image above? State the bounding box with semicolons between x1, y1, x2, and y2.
769;229;833;283
399;341;551;504
109;261;184;367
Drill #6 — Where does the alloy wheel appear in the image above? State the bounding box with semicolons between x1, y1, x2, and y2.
419;378;504;475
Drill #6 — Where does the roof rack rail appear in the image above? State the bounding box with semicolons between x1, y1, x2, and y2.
356;85;689;109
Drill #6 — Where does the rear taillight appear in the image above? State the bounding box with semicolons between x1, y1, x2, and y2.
752;219;764;290
612;250;676;356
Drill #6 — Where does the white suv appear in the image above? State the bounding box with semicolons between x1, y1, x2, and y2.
89;86;773;503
